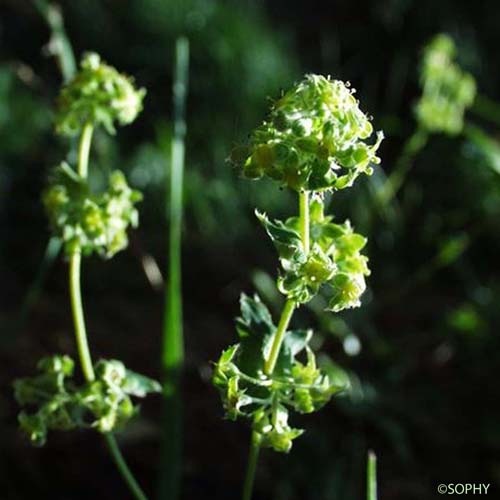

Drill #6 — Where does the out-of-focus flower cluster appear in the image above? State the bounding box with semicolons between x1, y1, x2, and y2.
416;34;476;135
55;52;146;136
43;163;142;258
14;355;161;446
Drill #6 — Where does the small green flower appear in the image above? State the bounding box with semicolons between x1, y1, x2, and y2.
416;34;476;135
232;74;383;192
212;295;345;453
258;206;370;310
254;406;303;453
43;163;142;258
55;52;146;136
13;355;161;446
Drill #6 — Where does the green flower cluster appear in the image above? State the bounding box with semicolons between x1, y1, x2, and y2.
215;74;378;456
14;355;161;446
231;74;383;191
56;52;146;136
258;198;370;311
213;295;344;453
415;34;476;135
43;163;142;258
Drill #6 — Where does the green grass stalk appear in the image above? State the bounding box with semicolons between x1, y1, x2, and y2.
471;94;500;128
15;1;76;337
378;128;428;206
33;0;76;82
158;36;189;500
367;450;377;500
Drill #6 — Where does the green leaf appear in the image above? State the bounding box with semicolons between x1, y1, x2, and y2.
123;370;162;397
236;293;275;376
465;124;500;175
274;329;312;376
255;210;305;262
14;355;160;445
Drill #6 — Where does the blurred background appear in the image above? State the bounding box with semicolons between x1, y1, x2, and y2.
1;0;500;499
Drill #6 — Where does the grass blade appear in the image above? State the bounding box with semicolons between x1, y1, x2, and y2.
33;0;76;82
367;450;378;500
158;36;189;500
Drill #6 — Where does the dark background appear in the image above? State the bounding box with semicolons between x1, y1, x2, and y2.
1;0;500;499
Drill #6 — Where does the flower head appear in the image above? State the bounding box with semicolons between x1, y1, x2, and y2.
55;52;146;136
415;34;476;135
232;74;383;191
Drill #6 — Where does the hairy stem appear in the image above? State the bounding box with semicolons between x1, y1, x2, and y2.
242;432;262;500
69;122;148;500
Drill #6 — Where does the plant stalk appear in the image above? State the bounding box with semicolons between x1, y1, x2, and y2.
104;434;148;500
367;450;377;500
471;94;500;128
299;190;310;254
378;128;428;205
34;0;76;82
242;190;310;499
14;2;75;341
69;122;148;500
242;432;262;500
69;251;95;381
158;36;190;500
263;299;296;375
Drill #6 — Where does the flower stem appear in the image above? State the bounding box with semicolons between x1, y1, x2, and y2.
299;190;310;254
242;432;262;500
242;190;310;499
263;299;296;375
104;434;148;500
69;121;148;500
264;189;310;374
70;121;95;381
77;122;93;178
69;251;95;381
